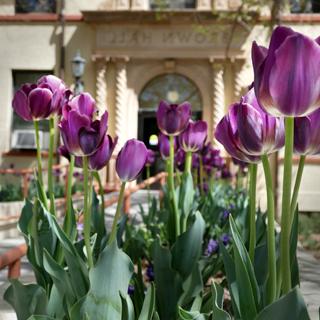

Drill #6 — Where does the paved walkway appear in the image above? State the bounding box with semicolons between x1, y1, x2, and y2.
0;190;319;319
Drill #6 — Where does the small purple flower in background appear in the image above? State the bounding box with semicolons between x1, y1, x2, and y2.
146;149;156;166
175;148;185;171
222;210;230;221
76;222;84;241
53;168;61;177
116;139;148;182
156;100;191;136
220;233;231;246
221;166;232;179
205;239;219;256
192;153;200;169
146;264;154;282
158;133;177;159
127;284;135;296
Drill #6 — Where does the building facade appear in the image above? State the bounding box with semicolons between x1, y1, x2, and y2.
0;0;320;212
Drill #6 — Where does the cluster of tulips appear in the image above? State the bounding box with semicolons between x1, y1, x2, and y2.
5;25;319;319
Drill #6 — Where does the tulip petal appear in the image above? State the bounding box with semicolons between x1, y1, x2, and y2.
12;90;33;121
294;117;311;154
269;34;320;116
28;88;53;119
70;93;95;117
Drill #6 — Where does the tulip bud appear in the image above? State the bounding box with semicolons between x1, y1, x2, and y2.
158;134;177;159
179;120;207;152
252;26;320;117
116;139;148;182
156;100;191;136
146;149;156;166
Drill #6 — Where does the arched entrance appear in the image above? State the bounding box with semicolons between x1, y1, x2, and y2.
138;73;203;175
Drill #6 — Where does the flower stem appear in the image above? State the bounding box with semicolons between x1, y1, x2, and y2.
169;135;180;238
280;117;294;294
184;151;192;176
290;155;305;227
199;157;204;196
83;156;93;268
48;117;56;215
33;120;48;209
64;155;75;237
108;181;126;245
262;155;277;304
248;163;257;262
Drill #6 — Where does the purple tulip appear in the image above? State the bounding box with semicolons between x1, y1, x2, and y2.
252;26;320;117
179;120;208;152
175;148;186;171
158;134;177;159
146;149;156;166
37;75;69;115
220;233;231;246
294;109;320;155
12;84;53;121
156;100;191;136
205;239;219;256
192;153;200;169
116;139;148;182
215;89;284;163
59;92;108;156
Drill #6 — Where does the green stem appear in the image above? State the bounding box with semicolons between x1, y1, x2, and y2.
83;156;93;268
199;157;204;196
146;165;151;209
169;135;180;238
290;155;305;227
48;117;55;215
64;155;75;237
184;151;192;176
248;163;257;262
33;120;48;209
262;155;277;304
108;181;126;245
280;117;294;294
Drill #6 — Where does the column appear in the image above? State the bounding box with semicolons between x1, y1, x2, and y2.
210;59;225;147
114;57;129;151
232;59;244;101
95;57;108;113
131;0;149;10
196;0;212;10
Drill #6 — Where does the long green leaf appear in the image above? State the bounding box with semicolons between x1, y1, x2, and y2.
138;283;155;320
211;283;231;320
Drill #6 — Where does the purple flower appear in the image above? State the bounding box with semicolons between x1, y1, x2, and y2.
205;239;219;256
76;222;84;241
37;75;70;116
222;210;230;220
59;92;108;156
12;84;53;121
179;120;208;152
175;148;186;171
146;149;156;166
220;233;231;246
127;285;135;296
156;100;191;136
215;89;284;163
146;264;154;282
158;134;177;159
252;26;320;117
221;166;232;179
294;109;320;155
116;139;148;182
192;153;200;169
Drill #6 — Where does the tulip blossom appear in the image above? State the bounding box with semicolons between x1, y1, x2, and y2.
175;148;186;171
179;120;208;152
215;89;284;162
156;100;191;136
252;26;320;117
158;134;177;159
37;75;69;115
116;139;148;182
59;92;108;156
294;109;320;155
12;84;53;121
146;149;156;166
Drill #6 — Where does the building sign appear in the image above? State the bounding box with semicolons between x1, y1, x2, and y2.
96;25;247;49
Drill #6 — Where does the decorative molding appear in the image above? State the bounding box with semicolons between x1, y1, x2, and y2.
232;60;245;101
114;58;129;150
163;59;176;73
211;61;225;147
196;0;212;10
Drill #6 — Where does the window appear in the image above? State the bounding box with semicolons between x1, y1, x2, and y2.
150;0;196;10
15;0;56;14
11;70;52;150
290;0;320;13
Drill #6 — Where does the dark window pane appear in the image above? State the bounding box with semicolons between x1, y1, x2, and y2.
150;0;196;9
15;0;56;13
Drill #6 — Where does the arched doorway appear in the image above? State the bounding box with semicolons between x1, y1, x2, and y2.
138;73;202;175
